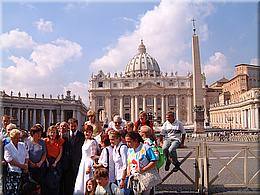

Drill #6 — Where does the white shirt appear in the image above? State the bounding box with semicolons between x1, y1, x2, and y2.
4;141;29;173
95;183;124;195
161;120;186;142
98;145;115;182
70;129;78;137
112;142;128;180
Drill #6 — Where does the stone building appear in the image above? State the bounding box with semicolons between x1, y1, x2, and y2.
209;64;260;130
0;90;88;131
89;40;207;124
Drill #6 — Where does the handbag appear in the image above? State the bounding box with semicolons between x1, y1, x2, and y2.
137;167;162;192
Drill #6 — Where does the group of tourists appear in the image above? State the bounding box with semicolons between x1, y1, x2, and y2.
1;110;186;195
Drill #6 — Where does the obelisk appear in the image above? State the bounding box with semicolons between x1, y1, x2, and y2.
192;19;204;133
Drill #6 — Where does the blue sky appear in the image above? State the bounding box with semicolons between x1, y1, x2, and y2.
0;0;258;105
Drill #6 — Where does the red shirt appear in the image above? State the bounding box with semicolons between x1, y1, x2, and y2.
44;137;64;158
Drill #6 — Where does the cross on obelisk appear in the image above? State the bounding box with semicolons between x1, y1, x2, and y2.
191;19;205;133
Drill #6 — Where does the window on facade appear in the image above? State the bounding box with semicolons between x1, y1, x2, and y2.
138;83;142;86
169;96;176;106
169;82;174;86
113;83;118;88
181;82;185;86
124;82;130;87
157;82;160;86
146;97;153;106
124;96;130;106
113;98;118;107
97;96;104;107
98;82;103;88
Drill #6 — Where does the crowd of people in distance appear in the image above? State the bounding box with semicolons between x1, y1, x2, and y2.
1;110;186;195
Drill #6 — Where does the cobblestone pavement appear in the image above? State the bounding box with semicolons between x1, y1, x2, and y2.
155;141;259;194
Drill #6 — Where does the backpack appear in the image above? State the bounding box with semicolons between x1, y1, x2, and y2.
152;146;165;169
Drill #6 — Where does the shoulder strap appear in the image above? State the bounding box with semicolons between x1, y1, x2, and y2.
106;147;109;170
118;144;127;157
109;182;114;195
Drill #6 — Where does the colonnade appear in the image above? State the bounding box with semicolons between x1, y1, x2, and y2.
1;107;83;131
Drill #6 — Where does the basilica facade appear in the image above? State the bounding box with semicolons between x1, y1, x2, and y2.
89;41;206;124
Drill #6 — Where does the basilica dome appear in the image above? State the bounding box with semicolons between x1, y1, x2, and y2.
125;40;161;77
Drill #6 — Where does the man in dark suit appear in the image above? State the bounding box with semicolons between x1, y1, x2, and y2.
62;118;85;195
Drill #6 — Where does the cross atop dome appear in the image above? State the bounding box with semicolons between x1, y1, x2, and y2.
138;39;146;54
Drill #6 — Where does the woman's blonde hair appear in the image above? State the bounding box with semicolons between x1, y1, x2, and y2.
9;129;21;138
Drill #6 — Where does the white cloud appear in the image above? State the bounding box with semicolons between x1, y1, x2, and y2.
250;58;259;65
203;52;232;84
35;18;54;33
0;29;35;49
64;81;89;105
0;33;83;103
90;1;214;75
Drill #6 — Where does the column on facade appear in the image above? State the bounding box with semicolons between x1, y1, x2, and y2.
131;96;135;122
255;106;259;129
25;108;28;131
165;95;169;112
33;109;36;125
187;95;192;124
142;95;146;112
161;95;165;123
135;96;138;121
119;95;123;118
176;95;179;120
106;95;112;121
153;96;157;119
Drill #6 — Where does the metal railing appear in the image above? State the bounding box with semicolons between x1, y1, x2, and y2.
160;142;259;194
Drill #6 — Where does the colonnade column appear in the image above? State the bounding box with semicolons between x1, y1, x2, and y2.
61;109;64;122
241;110;244;129
17;108;20;128
119;95;123;118
135;96;138;121
41;109;45;129
73;110;77;119
176;95;179;120
33;109;36;125
48;110;51;126
161;95;165;123
251;106;255;129
142;95;146;112
25;108;28;131
77;111;81;127
255;106;259;129
131;96;135;121
10;108;13;118
153;96;157;119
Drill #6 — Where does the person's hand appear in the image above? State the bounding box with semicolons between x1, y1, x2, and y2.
119;179;125;189
20;163;28;170
179;143;186;148
86;167;91;174
36;161;43;168
52;162;57;168
29;161;37;168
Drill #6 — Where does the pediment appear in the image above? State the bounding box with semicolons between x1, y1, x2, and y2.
135;81;164;90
